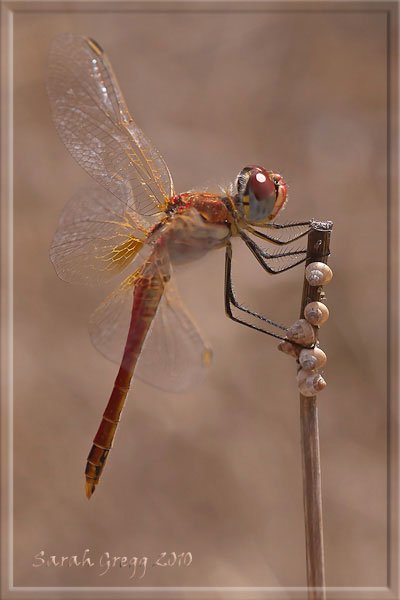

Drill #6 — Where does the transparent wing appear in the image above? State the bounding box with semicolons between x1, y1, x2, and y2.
137;276;212;392
89;268;212;393
50;182;151;285
47;33;174;218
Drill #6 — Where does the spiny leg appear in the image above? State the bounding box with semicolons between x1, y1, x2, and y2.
238;230;308;274
246;224;312;246
255;220;312;230
224;241;288;340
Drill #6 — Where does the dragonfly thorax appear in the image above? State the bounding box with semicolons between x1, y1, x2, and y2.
159;199;231;265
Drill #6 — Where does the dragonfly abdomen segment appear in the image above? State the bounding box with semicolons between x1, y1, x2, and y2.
85;261;166;499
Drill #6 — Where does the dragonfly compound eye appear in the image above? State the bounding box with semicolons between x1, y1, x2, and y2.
236;165;287;224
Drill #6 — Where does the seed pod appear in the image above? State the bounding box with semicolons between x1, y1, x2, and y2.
299;347;327;370
287;319;315;348
304;301;329;326
277;340;301;359
297;369;327;397
305;262;333;286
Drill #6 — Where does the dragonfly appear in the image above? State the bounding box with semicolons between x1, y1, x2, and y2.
47;33;312;499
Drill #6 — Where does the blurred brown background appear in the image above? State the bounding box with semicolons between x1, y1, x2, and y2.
10;2;390;593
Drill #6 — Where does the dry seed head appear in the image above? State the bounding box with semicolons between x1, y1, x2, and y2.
299;347;327;370
297;368;327;397
277;340;301;359
287;319;316;348
305;262;333;286
304;301;329;326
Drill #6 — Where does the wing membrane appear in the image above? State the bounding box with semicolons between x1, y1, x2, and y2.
50;183;150;285
47;33;174;218
89;265;212;393
137;277;212;392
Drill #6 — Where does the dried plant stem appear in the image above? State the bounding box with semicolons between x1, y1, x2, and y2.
299;222;332;599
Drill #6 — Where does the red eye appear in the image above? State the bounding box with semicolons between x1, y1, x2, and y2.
247;168;276;201
236;165;287;223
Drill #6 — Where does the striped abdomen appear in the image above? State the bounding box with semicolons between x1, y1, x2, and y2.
85;257;166;498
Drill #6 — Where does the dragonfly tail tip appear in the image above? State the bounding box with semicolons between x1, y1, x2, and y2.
85;479;96;499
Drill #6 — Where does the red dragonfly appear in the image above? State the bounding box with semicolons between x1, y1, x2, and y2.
47;34;311;498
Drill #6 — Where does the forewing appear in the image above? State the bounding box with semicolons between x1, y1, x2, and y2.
89;270;212;393
50;183;150;285
47;33;174;218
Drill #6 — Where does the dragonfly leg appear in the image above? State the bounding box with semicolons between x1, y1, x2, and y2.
255;220;313;230
246;224;312;246
224;242;288;340
261;248;308;261
239;230;308;274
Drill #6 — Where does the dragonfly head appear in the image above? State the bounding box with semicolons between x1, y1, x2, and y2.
234;165;287;225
